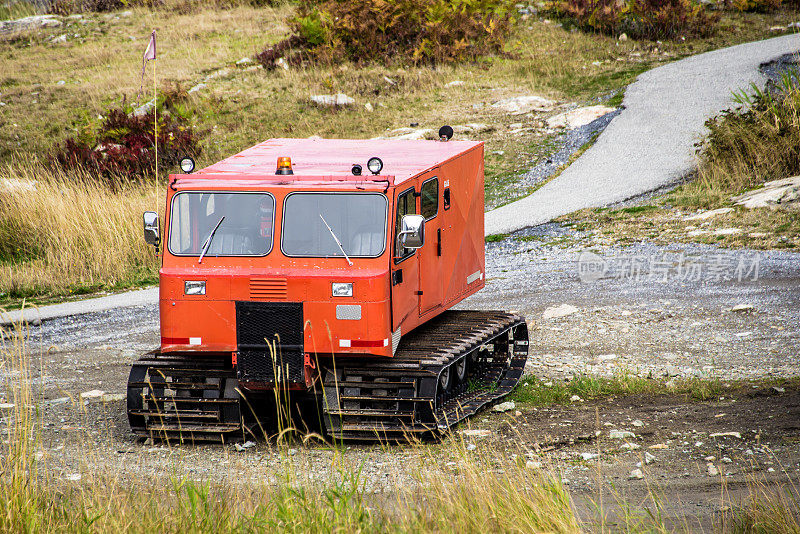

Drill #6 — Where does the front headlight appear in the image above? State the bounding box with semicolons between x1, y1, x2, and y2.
184;280;206;295
332;282;353;297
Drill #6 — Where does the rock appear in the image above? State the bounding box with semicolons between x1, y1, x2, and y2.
509;122;523;129
46;397;70;406
580;452;598;461
458;429;492;437
80;389;104;399
722;457;732;464
707;463;719;476
275;57;289;71
620;443;640;450
769;26;786;32
0;403;15;409
0;15;62;35
649;443;668;449
645;452;656;464
714;228;742;236
235;57;253;66
609;430;635;439
383;75;396;86
514;410;522;416
66;473;82;481
542;304;578;319
466;443;477;451
789;22;800;29
773;386;786;394
632;419;644;427
56;80;66;86
570;395;582;402
767;467;775;473
452;123;493;134
710;432;741;439
310;94;355;107
491;95;555;115
445;80;465;87
132;99;155;117
618;33;628;41
51;34;67;43
732;176;800;210
546;105;616;129
730;304;754;313
364;102;374;112
120;10;132;16
598;354;617;362
684;207;734;221
100;393;125;402
526;460;542;469
704;455;716;462
188;83;207;94
0;178;37;193
235;441;256;451
629;468;644;479
493;401;516;412
687;229;708;237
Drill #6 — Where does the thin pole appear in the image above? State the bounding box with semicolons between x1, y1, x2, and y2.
153;53;158;208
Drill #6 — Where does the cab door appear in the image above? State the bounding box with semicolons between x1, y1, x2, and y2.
418;173;443;315
391;186;420;331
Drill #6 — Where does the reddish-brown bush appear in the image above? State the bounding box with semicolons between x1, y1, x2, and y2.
51;92;201;187
257;0;515;67
552;0;719;40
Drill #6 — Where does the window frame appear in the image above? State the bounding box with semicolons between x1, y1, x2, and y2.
420;176;439;221
167;190;276;258
393;186;418;265
280;191;389;259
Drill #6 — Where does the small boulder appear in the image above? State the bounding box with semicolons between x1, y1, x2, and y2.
491;95;555;115
546;105;616;129
730;304;754;313
445;80;465;87
542;304;578;319
310;93;355;107
629;468;644;479
609;430;635;439
493;401;516;412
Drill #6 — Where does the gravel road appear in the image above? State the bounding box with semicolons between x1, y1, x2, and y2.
485;33;800;236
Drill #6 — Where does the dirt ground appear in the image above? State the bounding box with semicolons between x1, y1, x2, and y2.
7;227;800;528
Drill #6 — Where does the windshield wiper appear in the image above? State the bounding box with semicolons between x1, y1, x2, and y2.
319;214;353;266
198;216;225;264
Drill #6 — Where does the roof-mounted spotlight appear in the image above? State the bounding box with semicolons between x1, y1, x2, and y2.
351;163;362;176
179;157;195;174
367;157;383;175
438;125;454;142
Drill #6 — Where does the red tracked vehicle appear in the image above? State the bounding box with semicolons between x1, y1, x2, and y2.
129;130;529;441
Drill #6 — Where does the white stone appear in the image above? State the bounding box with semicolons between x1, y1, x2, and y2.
80;389;104;399
610;430;635;439
0;15;62;34
187;83;207;94
684;207;734;221
466;443;477;451
234;441;256;451
710;431;741;439
445;80;465;87
645;452;656;464
491;95;555;115
66;473;81;481
570;395;582;402
580;452;598;461
526;460;542;469
0;403;15;409
707;463;719;476
542;304;578;319
458;429;492;437
629;468;643;479
730;304;754;313
100;393;125;402
618;33;628;41
275;58;289;70
632;419;644;427
714;228;742;236
310;93;355;107
235;57;253;66
132;99;155;117
493;401;516;412
620;443;640;450
364;102;374;112
546;105;616;129
732;176;800;209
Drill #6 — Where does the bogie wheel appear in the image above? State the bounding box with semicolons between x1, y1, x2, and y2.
439;367;452;392
454;357;467;383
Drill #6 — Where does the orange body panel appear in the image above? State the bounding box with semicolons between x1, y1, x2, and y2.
157;138;486;379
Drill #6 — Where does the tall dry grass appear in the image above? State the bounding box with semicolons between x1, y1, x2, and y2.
0;162;160;300
672;71;800;209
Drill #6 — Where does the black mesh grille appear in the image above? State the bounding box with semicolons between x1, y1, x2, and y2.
236;301;304;383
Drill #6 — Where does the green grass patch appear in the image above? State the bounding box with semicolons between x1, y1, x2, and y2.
485;233;509;242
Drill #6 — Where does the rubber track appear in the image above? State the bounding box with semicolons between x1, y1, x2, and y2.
127;353;243;443
321;310;529;440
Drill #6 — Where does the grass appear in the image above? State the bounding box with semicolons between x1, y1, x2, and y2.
0;161;159;306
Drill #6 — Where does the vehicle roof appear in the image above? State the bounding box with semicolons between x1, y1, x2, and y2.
191;138;483;185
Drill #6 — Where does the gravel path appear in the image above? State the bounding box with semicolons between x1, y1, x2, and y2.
485;34;800;236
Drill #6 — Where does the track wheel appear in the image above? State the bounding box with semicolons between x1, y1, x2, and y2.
454;357;467;383
439;367;452;392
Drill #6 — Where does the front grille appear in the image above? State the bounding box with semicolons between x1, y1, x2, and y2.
236;301;304;383
249;278;288;300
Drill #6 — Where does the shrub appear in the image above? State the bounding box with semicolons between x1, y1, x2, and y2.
51;88;202;187
550;0;719;40
48;0;161;15
729;0;787;12
257;0;516;67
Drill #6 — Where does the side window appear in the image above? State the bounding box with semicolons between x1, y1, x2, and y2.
394;188;416;261
420;178;438;220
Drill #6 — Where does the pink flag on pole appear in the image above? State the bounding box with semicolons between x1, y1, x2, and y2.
144;30;156;61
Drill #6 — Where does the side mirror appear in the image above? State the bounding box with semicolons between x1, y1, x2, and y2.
399;214;425;249
143;211;160;247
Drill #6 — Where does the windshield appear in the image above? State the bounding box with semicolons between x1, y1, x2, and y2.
282;193;387;258
168;192;275;256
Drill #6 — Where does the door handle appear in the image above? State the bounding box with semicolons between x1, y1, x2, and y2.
437;229;441;257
